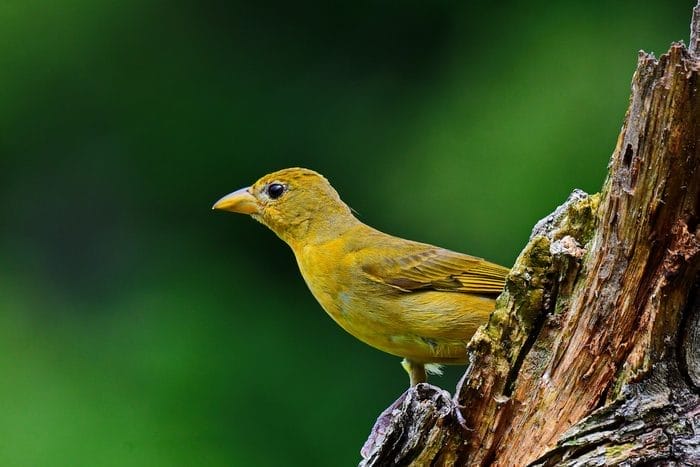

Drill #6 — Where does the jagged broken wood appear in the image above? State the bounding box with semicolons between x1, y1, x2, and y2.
361;3;700;466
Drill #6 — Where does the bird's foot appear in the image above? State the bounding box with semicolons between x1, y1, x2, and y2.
452;403;474;432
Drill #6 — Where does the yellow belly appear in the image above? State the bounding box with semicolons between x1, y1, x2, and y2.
304;278;494;364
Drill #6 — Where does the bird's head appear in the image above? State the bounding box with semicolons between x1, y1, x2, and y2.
213;167;358;246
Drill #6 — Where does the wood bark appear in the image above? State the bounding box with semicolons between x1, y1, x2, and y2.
360;3;700;466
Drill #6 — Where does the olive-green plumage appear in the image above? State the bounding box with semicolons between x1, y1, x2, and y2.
213;168;508;385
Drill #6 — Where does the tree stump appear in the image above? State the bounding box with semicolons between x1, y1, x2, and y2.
361;3;700;466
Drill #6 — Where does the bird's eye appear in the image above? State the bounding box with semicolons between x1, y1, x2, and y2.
266;183;286;199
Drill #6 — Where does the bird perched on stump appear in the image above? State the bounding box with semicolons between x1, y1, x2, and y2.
213;168;509;386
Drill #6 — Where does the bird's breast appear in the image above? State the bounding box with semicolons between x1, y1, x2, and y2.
294;242;387;336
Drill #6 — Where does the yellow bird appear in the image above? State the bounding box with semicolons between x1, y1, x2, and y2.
213;168;508;386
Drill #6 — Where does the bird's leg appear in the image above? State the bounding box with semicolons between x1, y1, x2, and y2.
401;358;427;386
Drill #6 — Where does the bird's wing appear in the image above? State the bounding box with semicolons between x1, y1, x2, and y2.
361;246;509;296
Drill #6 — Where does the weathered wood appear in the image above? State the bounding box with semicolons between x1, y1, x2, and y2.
530;321;700;465
360;3;700;466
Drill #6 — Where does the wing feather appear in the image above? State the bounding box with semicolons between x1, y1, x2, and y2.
362;245;509;296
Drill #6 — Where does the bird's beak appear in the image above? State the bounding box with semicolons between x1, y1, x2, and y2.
212;187;260;215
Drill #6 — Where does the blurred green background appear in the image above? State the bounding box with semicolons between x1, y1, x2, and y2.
0;0;693;465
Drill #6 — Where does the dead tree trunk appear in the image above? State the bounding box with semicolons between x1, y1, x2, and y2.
361;3;700;466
